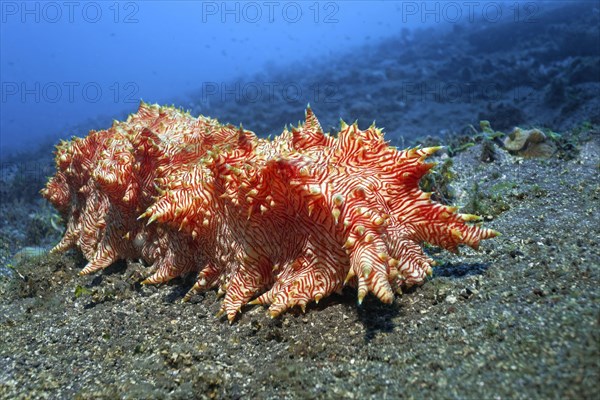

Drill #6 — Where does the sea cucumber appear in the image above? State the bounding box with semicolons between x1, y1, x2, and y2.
42;102;497;321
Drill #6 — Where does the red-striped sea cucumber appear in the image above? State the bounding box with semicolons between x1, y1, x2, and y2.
42;102;497;322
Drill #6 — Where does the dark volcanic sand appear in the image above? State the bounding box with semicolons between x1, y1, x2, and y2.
1;132;598;399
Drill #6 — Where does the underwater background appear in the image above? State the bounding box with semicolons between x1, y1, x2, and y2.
3;0;597;157
1;1;599;399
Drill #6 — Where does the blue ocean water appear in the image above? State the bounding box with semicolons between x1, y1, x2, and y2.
0;0;565;158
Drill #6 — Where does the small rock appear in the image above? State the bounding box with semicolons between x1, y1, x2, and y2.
445;295;458;304
503;127;556;158
533;288;545;297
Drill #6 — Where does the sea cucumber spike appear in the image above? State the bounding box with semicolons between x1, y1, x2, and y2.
333;193;345;207
422;146;443;156
466;213;484;222
445;205;459;213
299;301;307;313
356;275;368;305
389;265;399;280
373;216;386;226
343;237;356;249
451;228;463;240
362;264;372;278
344;268;356;285
80;259;112;276
247;298;263;306
331;208;341;224
308;185;321;195
304;105;322;132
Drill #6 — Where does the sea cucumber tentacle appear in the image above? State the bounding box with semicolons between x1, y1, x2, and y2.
42;102;498;321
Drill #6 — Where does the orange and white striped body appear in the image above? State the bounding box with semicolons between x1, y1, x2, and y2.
42;102;498;322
